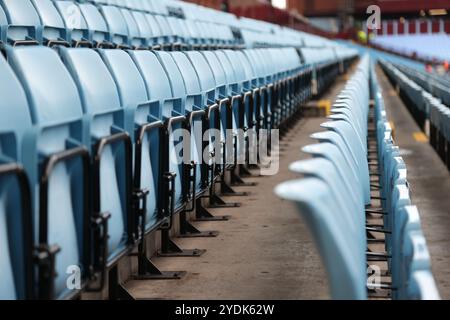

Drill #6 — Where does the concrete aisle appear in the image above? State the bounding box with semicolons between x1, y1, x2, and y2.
376;66;450;298
125;72;352;300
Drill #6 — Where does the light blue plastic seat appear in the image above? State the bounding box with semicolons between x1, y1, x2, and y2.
166;16;188;48
289;158;366;254
131;10;153;44
153;15;180;48
213;50;243;168
310;130;365;213
200;51;228;101
184;20;204;49
200;50;232;178
391;205;421;297
178;51;220;190
397;230;432;299
98;48;161;230
31;0;69;45
131;50;185;210
301;142;366;232
77;3;110;46
6;45;90;299
0;54;34;300
242;50;269;131
99;5;129;47
143;13;167;48
119;8;147;48
320;120;370;205
59;47;133;263
0;5;7;29
0;0;41;44
54;0;90;46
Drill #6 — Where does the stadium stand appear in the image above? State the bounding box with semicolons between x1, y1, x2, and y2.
0;0;359;300
2;0;442;301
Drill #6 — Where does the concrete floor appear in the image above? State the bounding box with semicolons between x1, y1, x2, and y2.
376;66;450;299
125;72;352;300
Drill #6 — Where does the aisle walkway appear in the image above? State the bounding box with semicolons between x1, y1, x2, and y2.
376;65;450;298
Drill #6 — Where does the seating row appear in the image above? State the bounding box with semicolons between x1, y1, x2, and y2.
429;98;450;170
394;63;450;108
0;0;237;49
0;0;363;51
371;63;440;299
275;55;440;299
379;60;429;129
380;60;450;171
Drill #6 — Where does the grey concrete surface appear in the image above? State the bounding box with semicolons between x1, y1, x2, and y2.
376;66;450;299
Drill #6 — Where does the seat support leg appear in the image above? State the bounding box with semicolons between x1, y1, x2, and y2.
134;255;186;280
109;266;134;300
178;211;219;238
158;229;206;257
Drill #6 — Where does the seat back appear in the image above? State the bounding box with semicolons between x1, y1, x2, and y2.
213;50;238;95
184;51;217;104
144;14;163;39
170;51;204;110
131;11;152;39
154;15;173;39
201;51;227;98
0;5;7;28
129;50;173;102
154;51;186;104
100;49;160;228
153;51;191;209
120;8;145;47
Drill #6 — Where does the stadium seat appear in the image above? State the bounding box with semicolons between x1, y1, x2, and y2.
0;0;41;45
142;13;168;49
5;45;91;299
31;0;69;46
54;0;91;47
77;2;110;47
130;10;154;47
0;54;34;300
99;5;130;48
128;49;197;245
59;47;134;273
97;49;160;231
